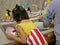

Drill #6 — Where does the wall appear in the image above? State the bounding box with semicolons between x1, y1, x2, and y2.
0;0;44;21
0;0;20;21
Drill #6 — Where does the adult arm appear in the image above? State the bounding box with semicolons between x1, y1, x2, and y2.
43;4;55;28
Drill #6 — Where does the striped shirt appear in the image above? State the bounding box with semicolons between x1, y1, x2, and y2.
27;28;47;45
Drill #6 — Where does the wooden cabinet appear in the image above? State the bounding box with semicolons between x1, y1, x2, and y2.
42;29;55;43
44;31;55;43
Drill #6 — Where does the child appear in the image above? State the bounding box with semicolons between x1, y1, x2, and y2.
6;4;48;45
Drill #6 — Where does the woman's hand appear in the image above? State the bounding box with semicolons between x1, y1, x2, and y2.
49;20;54;28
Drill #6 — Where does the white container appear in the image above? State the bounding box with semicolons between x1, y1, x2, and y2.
5;27;16;36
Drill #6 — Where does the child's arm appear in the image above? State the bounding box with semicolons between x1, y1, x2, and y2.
15;26;27;44
6;26;27;44
44;42;48;45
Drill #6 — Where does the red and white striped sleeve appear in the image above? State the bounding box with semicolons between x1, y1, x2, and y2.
27;28;47;45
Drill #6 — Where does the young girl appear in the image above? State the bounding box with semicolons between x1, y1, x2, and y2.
6;4;48;45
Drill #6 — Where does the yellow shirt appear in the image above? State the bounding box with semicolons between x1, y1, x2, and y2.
17;21;37;37
47;0;51;4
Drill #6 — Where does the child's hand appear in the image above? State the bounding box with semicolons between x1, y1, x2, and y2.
43;42;48;45
5;33;14;39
